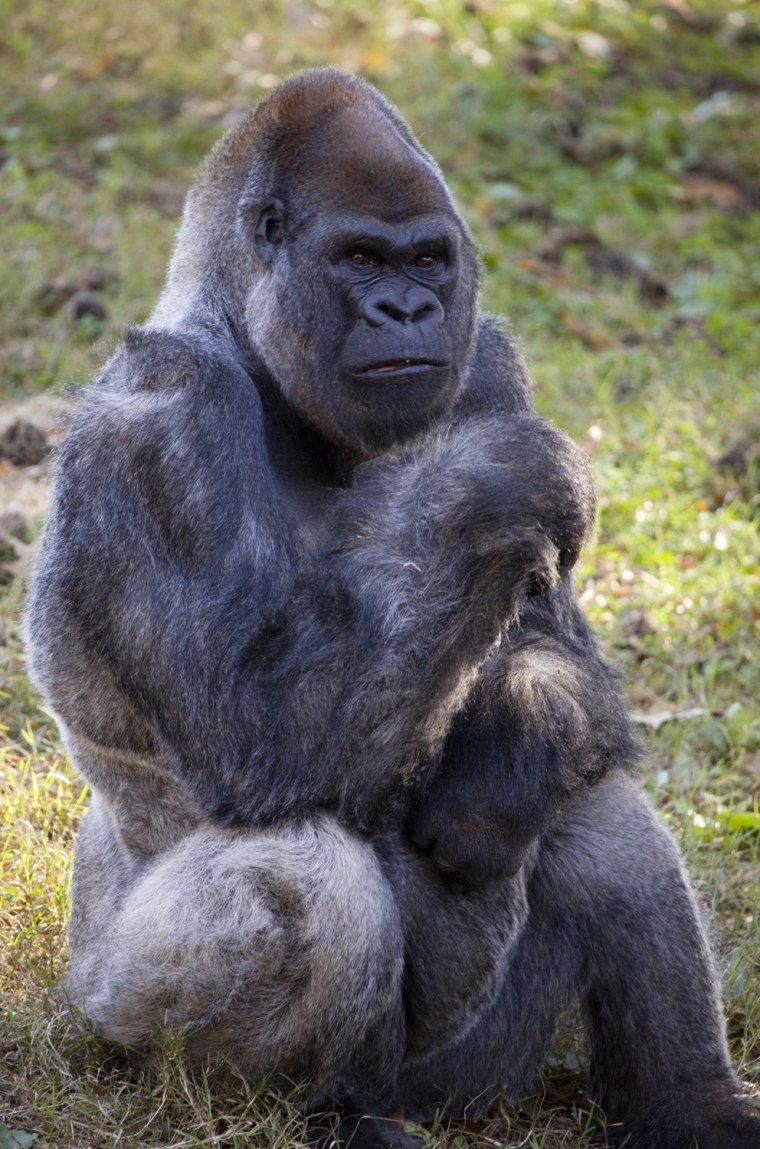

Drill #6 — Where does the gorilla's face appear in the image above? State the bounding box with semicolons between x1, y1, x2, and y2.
243;106;480;457
332;214;457;382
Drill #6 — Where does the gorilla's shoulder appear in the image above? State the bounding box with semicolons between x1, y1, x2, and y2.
112;326;254;400
61;326;263;478
456;314;535;417
71;326;260;432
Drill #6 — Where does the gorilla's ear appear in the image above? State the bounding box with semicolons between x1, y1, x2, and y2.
253;200;286;264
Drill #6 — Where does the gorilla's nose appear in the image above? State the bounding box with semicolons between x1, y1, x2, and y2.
363;285;442;328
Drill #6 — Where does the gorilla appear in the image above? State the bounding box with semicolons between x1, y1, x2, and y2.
26;69;759;1149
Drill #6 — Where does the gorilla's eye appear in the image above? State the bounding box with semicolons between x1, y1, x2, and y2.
348;250;378;267
414;254;441;270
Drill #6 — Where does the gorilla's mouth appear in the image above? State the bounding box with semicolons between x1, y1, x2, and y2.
351;359;448;379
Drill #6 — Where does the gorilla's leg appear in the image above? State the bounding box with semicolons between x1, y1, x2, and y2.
66;804;406;1112
398;848;572;1119
400;771;758;1149
573;777;758;1149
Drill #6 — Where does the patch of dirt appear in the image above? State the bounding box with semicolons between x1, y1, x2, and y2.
0;393;72;581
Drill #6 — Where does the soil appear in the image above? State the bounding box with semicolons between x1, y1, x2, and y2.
0;393;72;582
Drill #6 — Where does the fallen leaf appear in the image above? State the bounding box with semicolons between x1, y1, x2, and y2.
559;310;618;351
0;1127;38;1149
632;707;708;730
674;178;744;209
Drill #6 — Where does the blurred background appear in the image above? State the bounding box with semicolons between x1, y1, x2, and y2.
1;2;759;1147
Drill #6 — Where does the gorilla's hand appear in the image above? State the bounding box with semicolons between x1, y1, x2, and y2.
451;415;595;579
345;412;596;646
405;707;550;889
403;413;596;604
406;777;538;890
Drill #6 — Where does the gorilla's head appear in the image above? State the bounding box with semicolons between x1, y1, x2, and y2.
153;70;481;458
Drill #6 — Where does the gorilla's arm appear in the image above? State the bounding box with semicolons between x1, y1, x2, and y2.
28;328;595;835
406;318;640;885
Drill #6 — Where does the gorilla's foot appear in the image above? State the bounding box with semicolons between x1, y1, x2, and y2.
603;1084;760;1149
308;1095;424;1149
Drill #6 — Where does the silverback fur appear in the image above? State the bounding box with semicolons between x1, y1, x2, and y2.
26;69;759;1149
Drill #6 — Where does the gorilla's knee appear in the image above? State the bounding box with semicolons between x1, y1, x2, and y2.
70;816;404;1100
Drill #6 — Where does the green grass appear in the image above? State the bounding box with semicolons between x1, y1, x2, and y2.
2;1;759;1146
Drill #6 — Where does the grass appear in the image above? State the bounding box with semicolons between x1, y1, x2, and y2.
1;1;759;1146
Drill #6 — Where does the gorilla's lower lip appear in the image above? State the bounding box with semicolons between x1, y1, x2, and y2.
351;359;448;378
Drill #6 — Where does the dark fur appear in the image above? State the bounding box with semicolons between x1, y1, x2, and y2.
26;69;759;1148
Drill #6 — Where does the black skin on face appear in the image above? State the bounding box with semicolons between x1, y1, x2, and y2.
249;197;472;459
329;216;455;378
